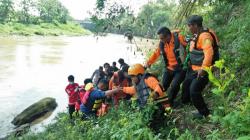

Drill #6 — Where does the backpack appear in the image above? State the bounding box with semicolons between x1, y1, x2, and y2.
83;90;103;111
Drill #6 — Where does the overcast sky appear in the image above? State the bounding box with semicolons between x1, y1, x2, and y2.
58;0;151;20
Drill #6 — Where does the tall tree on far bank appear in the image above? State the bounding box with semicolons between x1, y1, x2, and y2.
37;0;69;23
90;0;132;34
135;1;176;38
91;0;176;38
17;0;36;24
0;0;14;23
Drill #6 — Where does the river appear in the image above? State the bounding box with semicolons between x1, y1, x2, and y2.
0;34;144;138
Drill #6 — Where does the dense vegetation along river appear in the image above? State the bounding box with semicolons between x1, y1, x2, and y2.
0;34;144;138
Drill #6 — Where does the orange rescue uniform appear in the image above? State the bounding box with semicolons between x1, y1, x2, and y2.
147;32;187;71
122;76;164;97
190;29;218;71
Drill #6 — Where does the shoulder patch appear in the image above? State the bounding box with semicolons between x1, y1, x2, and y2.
203;38;212;46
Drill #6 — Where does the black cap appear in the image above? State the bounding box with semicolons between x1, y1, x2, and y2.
187;15;203;26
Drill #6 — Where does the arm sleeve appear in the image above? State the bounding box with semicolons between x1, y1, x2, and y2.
201;38;214;69
122;86;136;95
144;77;164;97
93;91;106;99
146;46;161;66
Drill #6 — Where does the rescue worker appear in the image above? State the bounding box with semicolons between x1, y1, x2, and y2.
97;79;109;91
145;27;187;107
109;68;131;106
80;82;121;119
121;64;171;131
121;64;170;109
182;15;219;118
79;78;92;105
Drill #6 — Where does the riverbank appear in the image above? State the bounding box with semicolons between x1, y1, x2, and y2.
0;34;145;139
0;22;91;36
3;34;249;140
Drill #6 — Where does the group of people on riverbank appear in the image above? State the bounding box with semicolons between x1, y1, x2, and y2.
65;15;219;120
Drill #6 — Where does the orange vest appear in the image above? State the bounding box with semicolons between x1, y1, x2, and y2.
147;32;187;70
190;29;218;71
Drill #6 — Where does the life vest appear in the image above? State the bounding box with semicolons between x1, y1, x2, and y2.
133;73;170;110
190;28;219;66
82;90;91;105
135;74;150;107
134;73;166;106
82;89;103;112
92;99;102;111
159;32;186;68
173;32;186;66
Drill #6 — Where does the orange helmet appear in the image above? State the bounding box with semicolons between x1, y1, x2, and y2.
128;64;145;76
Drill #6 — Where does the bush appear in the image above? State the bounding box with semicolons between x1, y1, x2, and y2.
16;102;162;140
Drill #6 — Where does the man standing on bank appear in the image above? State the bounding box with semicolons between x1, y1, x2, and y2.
182;15;219;118
145;27;187;107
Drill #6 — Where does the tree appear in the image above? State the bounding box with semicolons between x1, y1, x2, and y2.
17;0;36;24
90;0;133;34
0;0;14;23
37;0;70;23
135;2;176;38
91;0;176;38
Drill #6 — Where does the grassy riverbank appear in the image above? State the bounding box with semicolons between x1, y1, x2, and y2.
7;102;215;140
5;0;250;138
6;36;250;140
0;22;91;36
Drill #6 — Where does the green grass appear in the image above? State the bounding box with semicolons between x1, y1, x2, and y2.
0;22;91;36
8;88;249;140
9;103;161;140
5;1;250;139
